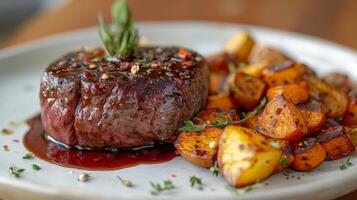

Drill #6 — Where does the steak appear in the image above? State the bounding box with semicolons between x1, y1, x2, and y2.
39;47;209;149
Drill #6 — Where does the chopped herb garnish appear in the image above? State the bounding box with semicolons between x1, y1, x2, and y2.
117;176;133;187
209;163;220;177
98;0;138;59
178;120;206;132
178;97;268;132
32;164;41;171
339;158;352;170
303;141;309;146
150;180;175;195
78;173;91;182
225;181;262;195
9;164;25;178
190;176;203;190
270;141;281;149
22;153;35;160
279;156;288;168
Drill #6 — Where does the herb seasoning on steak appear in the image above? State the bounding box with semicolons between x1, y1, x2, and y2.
39;47;209;148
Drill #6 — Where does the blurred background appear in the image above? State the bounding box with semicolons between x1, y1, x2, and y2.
1;0;357;49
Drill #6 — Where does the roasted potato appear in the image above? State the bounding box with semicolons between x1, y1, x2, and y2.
297;101;326;133
259;95;308;141
206;53;236;74
242;113;261;130
322;72;353;94
207;94;236;110
271;139;294;173
224;31;255;61
209;72;227;94
262;61;306;87
247;45;289;65
316;126;355;160
306;76;348;118
175;127;223;168
267;81;309;104
218;126;282;187
238;61;270;77
346;126;357;147
196;108;239;125
229;72;266;109
291;137;326;171
343;94;357;126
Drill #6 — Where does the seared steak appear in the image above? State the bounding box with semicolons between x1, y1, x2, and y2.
40;47;209;149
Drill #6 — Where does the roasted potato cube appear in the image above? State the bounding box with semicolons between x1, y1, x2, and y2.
262;61;307;87
307;76;348;118
229;72;266;109
259;95;308;141
196;108;239;125
207;94;236;110
224;31;255;61
322;72;353;94
343;95;357;126
271;139;294;173
209;72;227;94
345;126;357;147
291;137;326;171
175;127;223;168
238;61;270;77
316;126;355;160
218;126;282;187
267;81;309;104
206;53;236;74
297;101;326;133
248;45;289;65
242;113;261;130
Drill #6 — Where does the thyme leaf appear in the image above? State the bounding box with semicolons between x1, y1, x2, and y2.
22;153;35;160
32;164;41;171
9;164;25;178
190;176;203;190
150;180;175;195
339;158;352;170
209;163;220;177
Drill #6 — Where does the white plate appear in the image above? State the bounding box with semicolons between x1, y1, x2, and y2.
0;21;356;200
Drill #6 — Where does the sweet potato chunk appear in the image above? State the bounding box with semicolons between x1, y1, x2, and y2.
206;53;236;74
229;72;266;109
248;45;289;65
316;126;355;160
175;127;223;168
343;95;357;126
259;95;308;141
224;31;255;61
306;76;348;118
209;72;227;94
218;126;282;187
207;94;236;110
322;72;353;94
238;61;270;77
291;137;326;171
196;108;239;125
345;126;357;147
267;81;309;104
262;62;306;87
297;101;326;133
242;113;261;130
271;139;294;173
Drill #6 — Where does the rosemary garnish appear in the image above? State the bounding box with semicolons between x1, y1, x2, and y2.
150;180;175;195
178;97;268;132
225;181;262;195
190;176;203;190
209;163;220;177
98;0;138;59
117;176;133;187
22;153;35;160
32;164;41;171
339;158;352;170
9;164;25;178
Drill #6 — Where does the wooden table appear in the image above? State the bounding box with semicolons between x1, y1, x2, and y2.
1;0;356;199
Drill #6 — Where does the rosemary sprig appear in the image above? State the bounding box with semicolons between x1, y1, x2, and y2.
150;180;175;195
178;97;268;132
98;0;138;59
9;165;25;178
